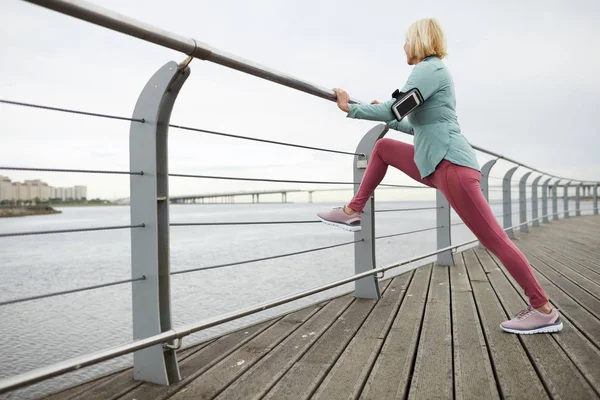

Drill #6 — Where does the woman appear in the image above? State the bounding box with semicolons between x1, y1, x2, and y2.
317;18;562;335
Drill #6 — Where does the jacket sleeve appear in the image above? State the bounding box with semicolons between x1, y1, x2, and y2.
387;119;413;134
346;98;395;122
400;61;440;101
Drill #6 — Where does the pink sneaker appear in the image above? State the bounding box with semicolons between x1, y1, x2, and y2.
317;206;361;232
501;305;563;334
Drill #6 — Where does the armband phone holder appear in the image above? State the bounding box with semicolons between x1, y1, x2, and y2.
391;88;423;121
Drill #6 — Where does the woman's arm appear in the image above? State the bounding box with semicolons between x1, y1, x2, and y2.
387;119;413;134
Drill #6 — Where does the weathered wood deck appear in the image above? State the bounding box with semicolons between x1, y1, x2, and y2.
43;215;600;400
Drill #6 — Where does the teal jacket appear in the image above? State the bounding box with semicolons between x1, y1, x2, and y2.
347;56;480;179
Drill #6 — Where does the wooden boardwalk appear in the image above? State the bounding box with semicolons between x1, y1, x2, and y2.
43;215;600;400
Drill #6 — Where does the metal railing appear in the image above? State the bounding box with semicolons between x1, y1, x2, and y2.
1;0;599;395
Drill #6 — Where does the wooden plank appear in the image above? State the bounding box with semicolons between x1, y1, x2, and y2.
450;252;499;400
40;367;125;400
525;254;600;320
518;243;600;300
42;340;215;400
463;248;491;279
484;249;600;394
475;249;597;399
470;248;549;399
539;245;600;282
407;264;452;400
113;317;281;400
140;304;322;400
260;281;392;400
311;273;413;399
360;264;432;400
213;293;357;400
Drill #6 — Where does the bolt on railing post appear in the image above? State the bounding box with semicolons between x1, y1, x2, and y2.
552;180;561;220
576;183;582;216
352;124;387;299
129;61;190;386
519;171;532;233
542;177;552;223
531;175;542;227
503;167;519;239
594;184;599;215
436;191;453;266
563;181;571;218
478;159;497;248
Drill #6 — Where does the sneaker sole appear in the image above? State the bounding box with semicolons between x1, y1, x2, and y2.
317;216;361;232
500;321;563;335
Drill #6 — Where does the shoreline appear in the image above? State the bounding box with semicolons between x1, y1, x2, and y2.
0;206;62;218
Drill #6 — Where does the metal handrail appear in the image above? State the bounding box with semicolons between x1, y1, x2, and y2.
21;0;599;184
0;212;554;394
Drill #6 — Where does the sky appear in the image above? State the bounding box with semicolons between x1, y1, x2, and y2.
1;0;599;202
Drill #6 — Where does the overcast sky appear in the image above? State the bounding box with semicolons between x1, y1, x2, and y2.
1;0;599;202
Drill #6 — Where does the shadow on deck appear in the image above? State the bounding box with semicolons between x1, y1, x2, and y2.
43;215;600;400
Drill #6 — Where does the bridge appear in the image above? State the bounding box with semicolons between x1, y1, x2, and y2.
169;186;422;204
0;2;599;400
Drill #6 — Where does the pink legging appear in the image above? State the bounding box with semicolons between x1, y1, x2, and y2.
348;138;549;308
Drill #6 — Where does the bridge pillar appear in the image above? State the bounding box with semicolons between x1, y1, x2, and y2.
552;180;561;220
353;124;386;299
503;167;519;239
564;181;571;217
531;175;542;227
129;60;189;385
519;171;532;232
576;183;582;216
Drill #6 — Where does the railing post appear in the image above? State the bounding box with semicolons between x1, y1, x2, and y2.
130;61;190;385
576;183;582;216
503;167;519;239
436;190;453;266
519;171;532;232
595;184;599;215
531;175;542;227
480;159;497;202
353;124;387;299
552;180;561;220
542;177;552;223
479;159;497;248
563;181;571;217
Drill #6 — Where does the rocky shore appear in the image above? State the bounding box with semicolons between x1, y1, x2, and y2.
0;206;62;218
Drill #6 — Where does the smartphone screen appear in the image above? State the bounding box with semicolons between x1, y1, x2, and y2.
395;94;419;117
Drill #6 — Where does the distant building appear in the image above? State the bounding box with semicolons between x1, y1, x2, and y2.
0;176;12;201
74;185;87;200
0;175;87;202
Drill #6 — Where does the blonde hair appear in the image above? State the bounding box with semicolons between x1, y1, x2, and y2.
405;18;448;60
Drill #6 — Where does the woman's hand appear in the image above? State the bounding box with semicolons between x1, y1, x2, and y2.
332;88;350;113
371;100;381;104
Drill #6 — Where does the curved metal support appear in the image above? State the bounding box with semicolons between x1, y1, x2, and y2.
519;172;532;232
130;61;190;385
531;175;543;227
480;159;498;202
576;183;583;216
552;180;561;220
352;124;388;299
542;177;552;223
563;181;572;217
503;167;519;239
595;184;599;215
